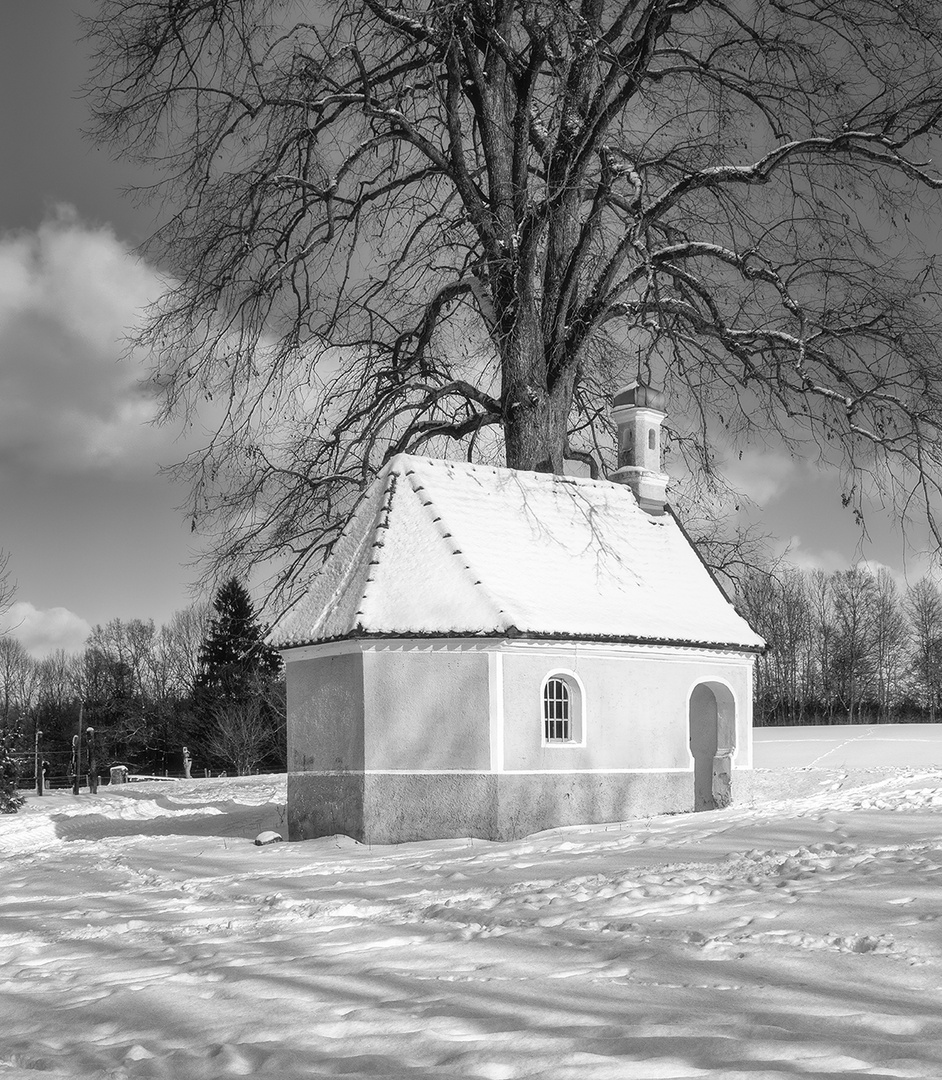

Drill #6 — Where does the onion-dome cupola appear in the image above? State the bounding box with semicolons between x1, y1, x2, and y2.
609;381;669;515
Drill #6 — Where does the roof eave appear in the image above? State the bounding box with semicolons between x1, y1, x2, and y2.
275;628;766;655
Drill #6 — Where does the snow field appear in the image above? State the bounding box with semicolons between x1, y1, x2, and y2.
2;764;942;1079
753;723;942;769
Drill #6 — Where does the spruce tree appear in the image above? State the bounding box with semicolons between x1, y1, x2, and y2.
192;579;282;773
0;724;24;813
196;578;281;696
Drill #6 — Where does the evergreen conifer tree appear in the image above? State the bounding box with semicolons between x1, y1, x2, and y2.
191;579;283;773
0;724;24;813
196;579;281;696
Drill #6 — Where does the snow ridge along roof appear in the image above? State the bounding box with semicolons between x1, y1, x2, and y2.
271;454;764;651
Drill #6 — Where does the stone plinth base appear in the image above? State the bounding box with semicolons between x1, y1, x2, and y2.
287;769;754;844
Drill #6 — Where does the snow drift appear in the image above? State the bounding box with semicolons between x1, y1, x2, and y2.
2;753;942;1078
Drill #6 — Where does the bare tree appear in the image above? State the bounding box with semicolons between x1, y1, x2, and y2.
871;568;908;722
0;546;21;727
906;576;942;720
830;568;880;723
163;604;212;696
0;638;33;729
34;651;81;716
741;565;812;726
0;551;15;624
206;675;282;776
805;569;837;721
87;1;942;600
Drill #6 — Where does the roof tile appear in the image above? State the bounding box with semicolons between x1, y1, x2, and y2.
271;454;764;650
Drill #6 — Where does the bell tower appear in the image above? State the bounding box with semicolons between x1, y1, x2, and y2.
609;382;669;515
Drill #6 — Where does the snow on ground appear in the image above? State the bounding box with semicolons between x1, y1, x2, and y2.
3;737;942;1078
753;722;942;769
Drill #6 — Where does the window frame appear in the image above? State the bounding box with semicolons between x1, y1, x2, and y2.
540;670;587;748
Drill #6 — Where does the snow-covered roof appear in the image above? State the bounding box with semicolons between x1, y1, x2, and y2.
271;455;764;652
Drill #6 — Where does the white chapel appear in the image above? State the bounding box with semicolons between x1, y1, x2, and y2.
271;385;764;843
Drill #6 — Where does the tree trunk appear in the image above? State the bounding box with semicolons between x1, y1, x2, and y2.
502;384;572;473
500;320;577;474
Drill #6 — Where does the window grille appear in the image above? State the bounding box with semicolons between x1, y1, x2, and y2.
543;677;572;742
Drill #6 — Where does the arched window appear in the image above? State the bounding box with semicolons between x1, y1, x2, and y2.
648;427;657;451
541;671;586;747
543;677;571;742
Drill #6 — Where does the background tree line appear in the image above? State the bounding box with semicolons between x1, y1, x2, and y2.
0;579;284;786
740;566;942;727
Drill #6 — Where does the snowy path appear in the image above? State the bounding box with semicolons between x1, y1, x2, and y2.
2;771;942;1078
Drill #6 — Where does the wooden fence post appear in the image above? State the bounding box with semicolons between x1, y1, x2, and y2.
34;728;43;797
86;727;98;794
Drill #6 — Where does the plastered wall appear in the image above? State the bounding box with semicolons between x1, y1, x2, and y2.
285;641;754;776
499;644;753;772
362;646;490;770
283;639;756;843
286;651;365;773
285;651;366;840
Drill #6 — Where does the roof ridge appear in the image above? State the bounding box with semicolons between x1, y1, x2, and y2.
396;453;629;495
402;461;515;633
350;466;399;631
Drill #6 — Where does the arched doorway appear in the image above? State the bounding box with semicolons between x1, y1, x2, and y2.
688;681;737;811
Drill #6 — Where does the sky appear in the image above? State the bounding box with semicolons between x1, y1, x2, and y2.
0;2;938;659
0;0;206;655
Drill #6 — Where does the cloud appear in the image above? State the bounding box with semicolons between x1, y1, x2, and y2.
723;449;799;507
1;601;91;658
774;540;923;594
854;558;915;594
0;207;172;477
776;535;849;575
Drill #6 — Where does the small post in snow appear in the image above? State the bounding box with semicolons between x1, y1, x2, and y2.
86;727;98;794
71;734;80;796
72;701;83;796
34;728;43;797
